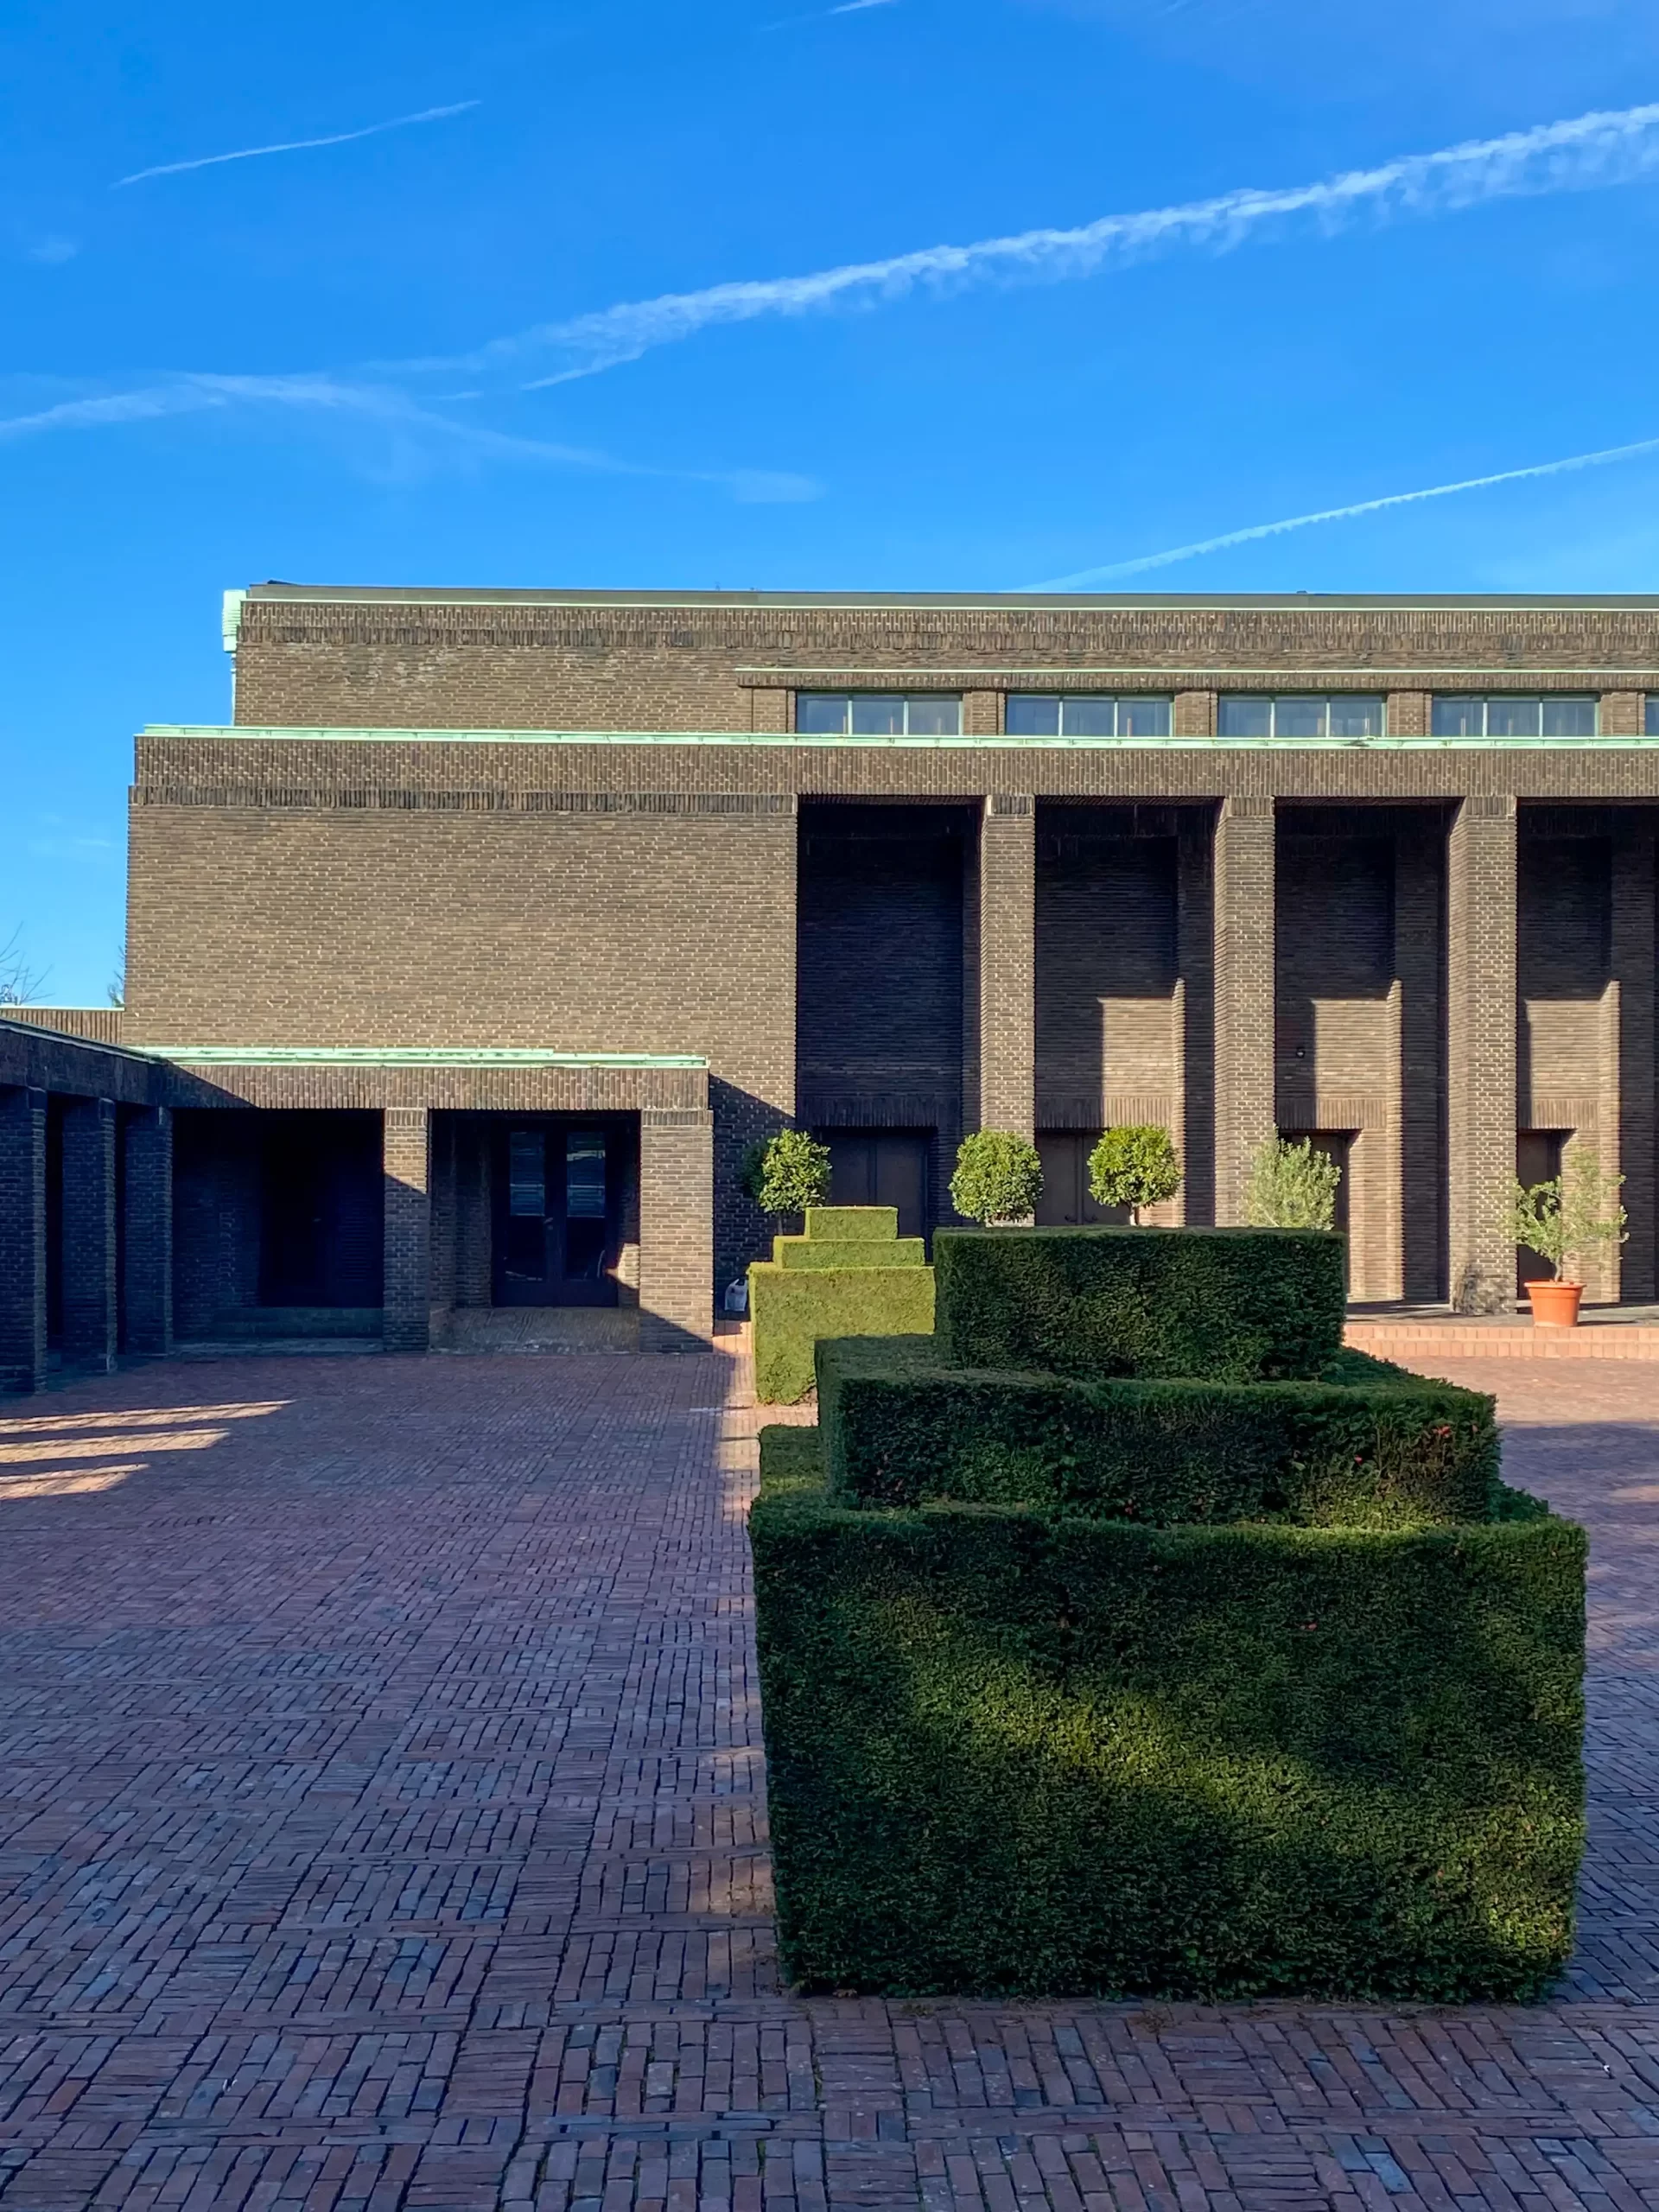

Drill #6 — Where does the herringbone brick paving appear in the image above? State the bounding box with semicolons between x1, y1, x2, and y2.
0;1346;1654;2211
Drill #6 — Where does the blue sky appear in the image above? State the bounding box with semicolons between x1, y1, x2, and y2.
7;0;1659;1000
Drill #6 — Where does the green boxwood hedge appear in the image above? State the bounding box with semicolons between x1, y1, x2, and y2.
817;1335;1499;1529
751;1432;1586;2001
933;1225;1346;1382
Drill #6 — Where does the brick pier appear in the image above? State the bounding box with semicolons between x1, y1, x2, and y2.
0;1350;1656;2209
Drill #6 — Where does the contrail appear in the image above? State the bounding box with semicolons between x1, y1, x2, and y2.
1029;434;1659;588
113;100;480;188
406;98;1659;386
0;372;820;500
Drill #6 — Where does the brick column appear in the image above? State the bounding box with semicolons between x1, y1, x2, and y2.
383;1108;431;1353
1395;819;1446;1301
122;1105;174;1357
1212;797;1276;1225
1613;824;1656;1301
0;1087;48;1392
61;1096;118;1370
639;1108;713;1351
1446;795;1517;1313
977;795;1035;1138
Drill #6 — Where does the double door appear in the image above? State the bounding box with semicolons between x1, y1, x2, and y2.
493;1122;626;1306
821;1129;931;1241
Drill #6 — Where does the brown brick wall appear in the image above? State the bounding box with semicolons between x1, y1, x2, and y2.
977;798;1035;1140
1447;797;1518;1312
231;594;1659;732
1212;798;1276;1225
0;1087;48;1390
383;1107;430;1353
639;1109;712;1348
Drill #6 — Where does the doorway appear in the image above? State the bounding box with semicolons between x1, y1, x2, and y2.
1034;1132;1128;1225
493;1119;632;1306
820;1130;931;1241
1516;1129;1567;1294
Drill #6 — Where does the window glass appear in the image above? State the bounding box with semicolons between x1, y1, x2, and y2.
1486;697;1542;739
1541;697;1597;737
1218;697;1273;738
906;696;962;736
1273;697;1326;739
1431;696;1483;737
1062;698;1117;737
797;695;849;734
849;696;906;735
1006;696;1061;736
508;1131;544;1218
798;694;960;735
1329;697;1383;739
1117;697;1172;738
1647;696;1659;736
566;1130;607;1221
1006;695;1173;737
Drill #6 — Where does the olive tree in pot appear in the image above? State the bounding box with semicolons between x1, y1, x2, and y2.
1243;1135;1342;1230
1087;1124;1182;1224
950;1131;1044;1225
1510;1156;1626;1326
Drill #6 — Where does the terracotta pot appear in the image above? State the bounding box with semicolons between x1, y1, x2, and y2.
1527;1280;1583;1327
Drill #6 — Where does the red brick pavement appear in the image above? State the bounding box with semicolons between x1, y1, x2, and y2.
0;1347;1655;2211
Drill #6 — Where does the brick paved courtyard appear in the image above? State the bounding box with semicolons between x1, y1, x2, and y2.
0;1348;1656;2212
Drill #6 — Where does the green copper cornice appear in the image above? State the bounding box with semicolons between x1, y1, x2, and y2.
149;1046;708;1069
142;721;1659;752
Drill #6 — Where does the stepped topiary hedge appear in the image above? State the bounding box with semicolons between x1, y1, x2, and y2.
748;1221;1587;1999
933;1225;1346;1382
750;1428;1585;2001
748;1205;934;1405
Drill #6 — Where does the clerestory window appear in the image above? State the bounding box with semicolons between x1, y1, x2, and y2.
1005;695;1173;738
1217;696;1384;740
1430;696;1598;738
796;694;962;736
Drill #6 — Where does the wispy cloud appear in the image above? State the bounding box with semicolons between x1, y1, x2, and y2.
406;98;1659;387
0;372;821;499
112;100;480;188
26;237;79;265
1028;434;1659;586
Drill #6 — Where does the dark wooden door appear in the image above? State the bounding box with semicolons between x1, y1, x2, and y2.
1034;1132;1126;1225
494;1123;622;1306
823;1131;931;1240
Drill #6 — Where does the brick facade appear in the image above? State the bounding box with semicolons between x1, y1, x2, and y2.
9;587;1659;1390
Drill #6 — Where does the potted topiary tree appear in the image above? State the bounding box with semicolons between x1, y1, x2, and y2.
950;1131;1044;1226
1511;1156;1627;1326
1087;1124;1182;1225
1243;1135;1342;1230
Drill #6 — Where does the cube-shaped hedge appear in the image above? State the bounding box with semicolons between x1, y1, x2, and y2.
748;1206;933;1405
933;1226;1346;1382
817;1335;1501;1529
751;1428;1586;2001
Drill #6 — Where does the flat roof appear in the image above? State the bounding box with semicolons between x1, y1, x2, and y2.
241;583;1659;611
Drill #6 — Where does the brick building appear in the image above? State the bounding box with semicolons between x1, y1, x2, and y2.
5;582;1659;1386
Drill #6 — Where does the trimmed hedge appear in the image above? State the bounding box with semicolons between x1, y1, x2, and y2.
804;1206;900;1241
749;1204;934;1404
933;1226;1346;1382
749;1268;934;1405
775;1237;928;1271
816;1336;1499;1529
750;1447;1586;2000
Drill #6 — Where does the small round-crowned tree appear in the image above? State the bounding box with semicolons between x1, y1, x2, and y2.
1243;1136;1342;1230
1087;1125;1182;1225
950;1131;1044;1225
743;1129;832;1223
